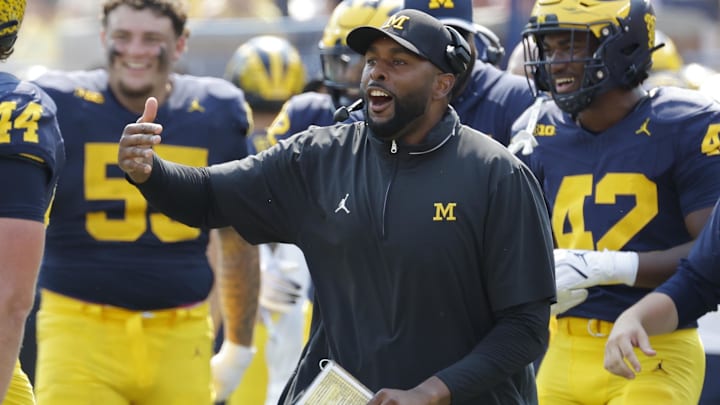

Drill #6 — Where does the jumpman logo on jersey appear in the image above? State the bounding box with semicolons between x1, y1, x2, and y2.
635;118;651;136
652;360;668;374
334;193;350;214
187;98;205;113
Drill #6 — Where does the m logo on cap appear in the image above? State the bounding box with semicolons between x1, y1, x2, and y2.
429;0;455;9
383;14;410;30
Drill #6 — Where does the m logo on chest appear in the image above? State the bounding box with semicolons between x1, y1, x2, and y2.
433;202;457;221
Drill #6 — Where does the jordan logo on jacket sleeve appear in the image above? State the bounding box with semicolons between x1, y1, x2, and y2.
335;193;351;214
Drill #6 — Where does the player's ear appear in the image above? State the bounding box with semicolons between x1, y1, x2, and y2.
433;72;455;100
100;29;108;48
173;31;188;61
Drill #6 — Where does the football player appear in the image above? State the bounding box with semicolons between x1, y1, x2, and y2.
0;1;64;404
31;1;257;404
216;34;312;405
515;0;720;403
639;37;720;405
693;73;720;405
642;35;720;405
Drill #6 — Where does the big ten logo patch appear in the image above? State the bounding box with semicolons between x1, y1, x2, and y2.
534;124;555;137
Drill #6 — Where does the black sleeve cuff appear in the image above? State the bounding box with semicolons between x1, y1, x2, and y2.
657;263;718;327
128;155;216;229
436;299;550;402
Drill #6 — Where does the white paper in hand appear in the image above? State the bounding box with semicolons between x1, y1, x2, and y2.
295;359;373;405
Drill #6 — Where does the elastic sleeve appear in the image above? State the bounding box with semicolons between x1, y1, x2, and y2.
656;264;720;327
673;112;720;214
657;199;720;326
132;156;225;229
483;162;556;309
0;156;50;222
434;154;555;401
435;300;549;402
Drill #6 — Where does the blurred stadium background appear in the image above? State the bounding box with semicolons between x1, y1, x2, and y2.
11;0;720;82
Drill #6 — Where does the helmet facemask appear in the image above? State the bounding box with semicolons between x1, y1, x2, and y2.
0;0;24;61
319;45;364;107
318;0;403;108
525;27;606;115
523;0;658;115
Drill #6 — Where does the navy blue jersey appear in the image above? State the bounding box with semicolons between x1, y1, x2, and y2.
514;86;720;322
453;63;535;146
0;72;64;222
255;91;338;153
657;197;720;326
35;69;250;310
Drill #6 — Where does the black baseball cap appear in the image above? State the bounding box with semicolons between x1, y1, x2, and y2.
346;9;458;74
403;0;477;34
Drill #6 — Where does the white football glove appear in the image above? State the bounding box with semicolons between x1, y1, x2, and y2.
508;96;544;156
211;341;254;401
260;265;304;314
554;249;639;291
508;129;539;156
551;288;589;315
259;244;310;314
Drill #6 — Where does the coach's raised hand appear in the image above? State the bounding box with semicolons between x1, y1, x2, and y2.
118;97;162;184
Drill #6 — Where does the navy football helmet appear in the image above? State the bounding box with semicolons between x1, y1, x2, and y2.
522;0;660;114
319;0;402;108
224;35;305;112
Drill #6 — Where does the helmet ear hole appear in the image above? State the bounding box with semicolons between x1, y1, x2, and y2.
622;44;639;56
